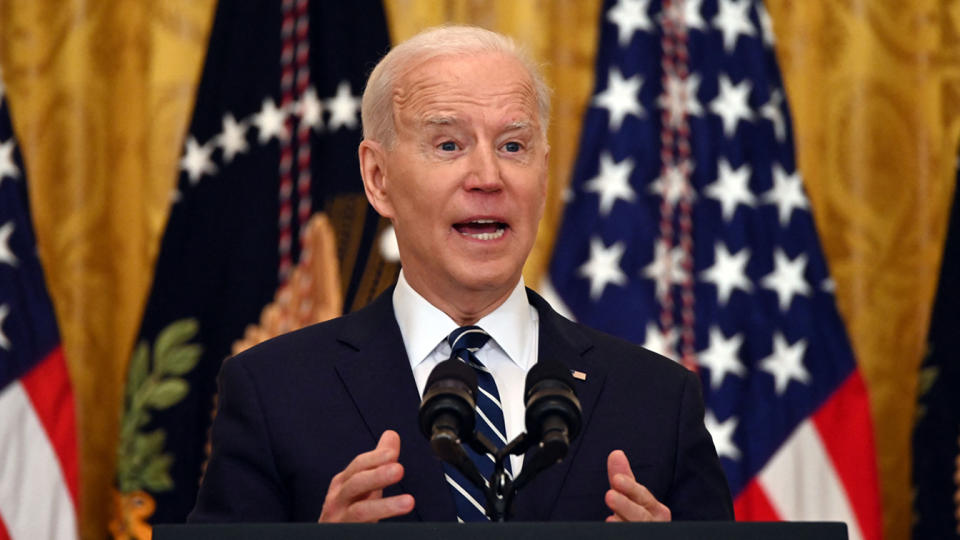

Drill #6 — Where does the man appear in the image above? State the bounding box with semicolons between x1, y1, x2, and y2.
189;26;733;523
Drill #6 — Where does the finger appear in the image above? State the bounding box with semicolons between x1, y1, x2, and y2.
338;462;405;502
345;493;415;523
606;450;634;486
339;431;401;479
609;475;671;522
605;488;654;522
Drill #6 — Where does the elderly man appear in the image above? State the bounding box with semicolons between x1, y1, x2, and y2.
190;25;733;524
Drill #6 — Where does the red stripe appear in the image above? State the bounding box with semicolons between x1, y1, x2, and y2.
734;478;782;521
19;346;80;505
0;512;11;540
812;371;883;540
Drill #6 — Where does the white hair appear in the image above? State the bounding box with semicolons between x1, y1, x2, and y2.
360;25;551;146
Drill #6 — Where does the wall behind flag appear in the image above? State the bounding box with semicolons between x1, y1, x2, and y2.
0;1;958;539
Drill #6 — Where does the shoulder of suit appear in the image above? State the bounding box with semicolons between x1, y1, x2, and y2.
527;287;693;381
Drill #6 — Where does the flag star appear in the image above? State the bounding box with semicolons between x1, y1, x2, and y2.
713;0;757;53
298;87;324;131
700;241;752;305
593;68;644;132
761;89;786;142
756;1;776;46
642;321;678;361
762;164;809;226
217;113;249;163
253;97;289;143
642;241;688;301
821;277;836;294
661;0;706;31
606;0;653;47
760;333;810;395
583;152;636;216
658;73;703;128
698;327;746;389
0;304;10;350
710;74;753;138
705;159;755;221
760;249;811;311
578;236;628;301
649;160;694;206
704;411;741;460
325;81;361;131
180;136;217;185
0;221;17;267
0;138;20;185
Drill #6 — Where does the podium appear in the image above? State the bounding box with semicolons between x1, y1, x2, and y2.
155;521;847;540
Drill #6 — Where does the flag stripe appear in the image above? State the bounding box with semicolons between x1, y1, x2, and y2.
757;420;863;540
18;346;78;503
0;514;10;540
812;371;882;540
0;381;78;540
733;478;782;521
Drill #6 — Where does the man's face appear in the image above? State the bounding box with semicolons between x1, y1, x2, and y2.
366;52;548;307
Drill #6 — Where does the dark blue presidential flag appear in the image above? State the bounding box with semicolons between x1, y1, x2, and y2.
112;0;396;531
912;150;960;539
547;1;880;538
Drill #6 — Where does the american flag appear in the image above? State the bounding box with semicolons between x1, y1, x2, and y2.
0;68;79;539
546;1;882;537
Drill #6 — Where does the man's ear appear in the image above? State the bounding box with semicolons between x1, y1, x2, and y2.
358;139;394;218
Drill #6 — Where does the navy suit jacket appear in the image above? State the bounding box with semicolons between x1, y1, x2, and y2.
189;288;733;522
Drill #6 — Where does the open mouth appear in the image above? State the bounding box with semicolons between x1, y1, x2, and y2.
453;219;508;240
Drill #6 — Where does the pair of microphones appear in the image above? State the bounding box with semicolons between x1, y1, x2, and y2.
418;359;583;521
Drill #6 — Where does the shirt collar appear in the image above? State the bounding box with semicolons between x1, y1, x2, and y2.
393;270;532;369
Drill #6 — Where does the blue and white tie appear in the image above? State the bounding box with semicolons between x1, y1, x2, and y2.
443;326;511;522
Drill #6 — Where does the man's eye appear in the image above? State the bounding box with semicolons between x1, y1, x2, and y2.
503;141;522;152
439;141;458;151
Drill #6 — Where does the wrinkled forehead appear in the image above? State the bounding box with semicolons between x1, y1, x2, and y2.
392;52;541;129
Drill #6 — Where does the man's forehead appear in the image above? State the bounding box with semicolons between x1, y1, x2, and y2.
393;53;538;112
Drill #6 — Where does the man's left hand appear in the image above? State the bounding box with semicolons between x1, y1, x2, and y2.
604;450;672;522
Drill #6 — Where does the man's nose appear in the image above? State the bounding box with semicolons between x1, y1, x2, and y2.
464;144;503;192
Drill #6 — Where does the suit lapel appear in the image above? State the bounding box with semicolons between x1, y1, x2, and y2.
512;290;607;521
333;290;456;522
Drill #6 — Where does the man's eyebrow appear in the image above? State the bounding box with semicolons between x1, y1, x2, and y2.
504;120;532;131
423;115;459;127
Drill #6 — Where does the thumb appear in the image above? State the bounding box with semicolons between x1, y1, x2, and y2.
377;430;402;459
607;450;634;485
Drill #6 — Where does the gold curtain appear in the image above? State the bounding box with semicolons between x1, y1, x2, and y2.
1;1;958;539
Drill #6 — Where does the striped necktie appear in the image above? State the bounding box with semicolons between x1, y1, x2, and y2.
442;326;511;522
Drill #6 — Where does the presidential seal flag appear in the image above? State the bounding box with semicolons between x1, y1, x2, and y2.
912;150;960;539
547;1;882;538
112;0;395;533
0;67;80;540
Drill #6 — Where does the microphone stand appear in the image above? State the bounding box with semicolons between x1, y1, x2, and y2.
446;429;568;521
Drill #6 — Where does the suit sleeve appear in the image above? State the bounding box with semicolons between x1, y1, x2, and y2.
667;369;735;520
188;356;291;522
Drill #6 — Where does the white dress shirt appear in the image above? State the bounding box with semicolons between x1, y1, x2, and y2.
393;270;539;473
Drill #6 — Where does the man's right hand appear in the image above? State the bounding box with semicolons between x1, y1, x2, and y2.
318;430;416;522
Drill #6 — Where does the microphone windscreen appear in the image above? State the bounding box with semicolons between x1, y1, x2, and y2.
424;358;478;399
524;360;575;399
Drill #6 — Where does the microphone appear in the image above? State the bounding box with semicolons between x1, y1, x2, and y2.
523;361;582;465
418;359;478;463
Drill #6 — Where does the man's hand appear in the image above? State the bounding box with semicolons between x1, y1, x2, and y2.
318;430;415;522
604;450;671;522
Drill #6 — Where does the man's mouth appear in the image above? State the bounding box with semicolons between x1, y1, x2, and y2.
453;219;508;240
